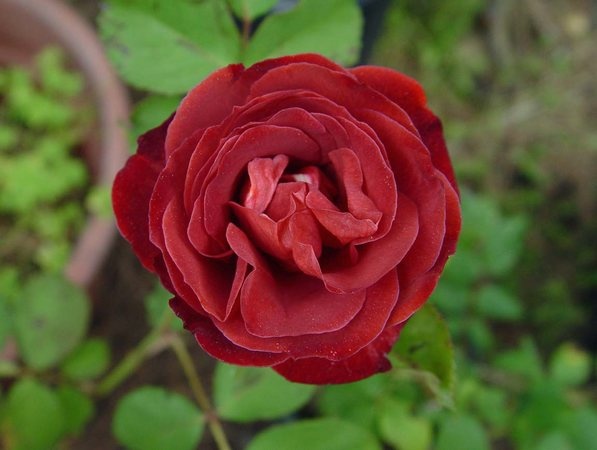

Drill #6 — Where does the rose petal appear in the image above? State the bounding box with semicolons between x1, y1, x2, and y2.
249;63;418;136
320;192;419;293
200;125;321;247
170;297;288;366
162;199;242;321
359;109;447;279
225;223;364;337
273;324;404;384
242;155;289;213
390;173;462;324
165;64;247;156
113;118;170;272
350;66;458;191
212;268;399;361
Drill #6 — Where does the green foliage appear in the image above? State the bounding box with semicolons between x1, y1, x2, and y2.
431;189;527;354
0;378;65;450
549;343;592;387
61;338;111;381
144;282;182;331
13;274;89;371
213;362;316;422
247;418;381;450
393;305;455;395
377;399;432;450
56;385;94;436
100;0;363;98
0;47;91;273
372;0;488;98
242;0;363;66
228;0;278;20
435;414;490;450
100;0;241;94
112;386;204;450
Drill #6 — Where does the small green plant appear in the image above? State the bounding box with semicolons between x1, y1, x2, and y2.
0;48;110;450
0;47;91;274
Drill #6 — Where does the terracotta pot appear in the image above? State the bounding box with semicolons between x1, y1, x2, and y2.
0;0;130;289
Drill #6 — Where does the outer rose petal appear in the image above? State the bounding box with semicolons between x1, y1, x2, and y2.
273;324;404;384
350;66;458;191
170;297;288;366
112;118;170;272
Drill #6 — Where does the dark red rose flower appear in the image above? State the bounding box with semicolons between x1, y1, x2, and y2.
113;53;461;384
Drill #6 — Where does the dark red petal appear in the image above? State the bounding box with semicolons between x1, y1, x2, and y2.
112;118;170;272
241;269;366;337
359;109;447;279
350;66;458;192
212;269;399;361
165;64;247;156
225;224;365;337
167;53;347;157
148;128;204;253
321;192;419;293
249;63;418;136
328;147;382;224
162;199;242;321
306;191;378;246
242;155;289;213
199;125;321;247
229;202;290;261
390;173;462;324
273;324;404;384
170;297;288;366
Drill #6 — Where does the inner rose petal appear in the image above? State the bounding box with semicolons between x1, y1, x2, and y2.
162;199;240;321
241;154;289;213
189;125;320;257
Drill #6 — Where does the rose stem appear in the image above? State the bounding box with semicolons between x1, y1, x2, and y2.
95;309;173;397
170;334;233;450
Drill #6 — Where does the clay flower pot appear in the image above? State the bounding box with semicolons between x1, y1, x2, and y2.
0;0;130;289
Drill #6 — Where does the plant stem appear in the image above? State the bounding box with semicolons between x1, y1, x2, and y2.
170;334;232;450
95;311;172;397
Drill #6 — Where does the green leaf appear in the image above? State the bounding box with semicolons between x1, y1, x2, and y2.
247;418;381;450
229;0;278;20
476;284;523;321
144;283;182;330
471;385;509;430
512;381;568;449
56;385;94;436
534;432;574;450
393;305;455;392
113;386;203;450
132;94;182;139
213;363;316;422
548;342;591;387
436;414;490;450
61;338;111;381
563;407;597;450
378;399;432;450
466;317;495;354
494;337;544;382
13;274;89;370
316;376;388;432
243;0;363;66
100;0;241;94
1;378;66;450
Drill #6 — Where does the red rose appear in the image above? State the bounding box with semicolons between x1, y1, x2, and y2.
113;54;461;384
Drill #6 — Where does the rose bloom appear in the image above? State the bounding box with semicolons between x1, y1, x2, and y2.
113;54;461;384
